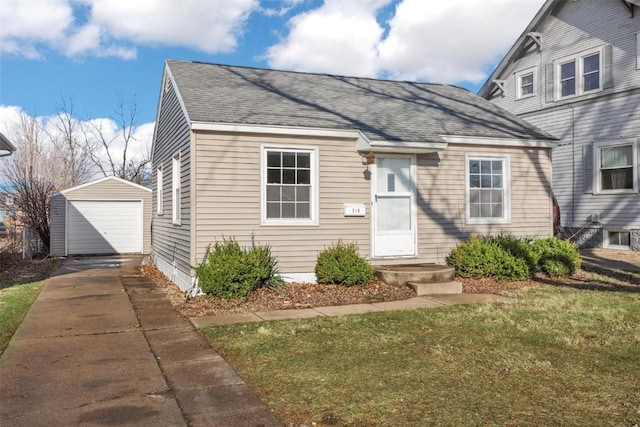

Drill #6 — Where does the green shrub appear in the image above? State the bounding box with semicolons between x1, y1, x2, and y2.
315;241;374;286
446;236;530;280
447;235;580;281
195;237;282;299
530;237;580;277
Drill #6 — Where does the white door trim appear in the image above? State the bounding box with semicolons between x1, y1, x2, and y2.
371;154;417;258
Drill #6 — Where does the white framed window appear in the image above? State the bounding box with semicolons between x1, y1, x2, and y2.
515;67;536;99
156;166;164;215
555;47;603;99
466;155;511;224
261;146;318;225
594;141;637;193
604;230;631;250
172;153;181;225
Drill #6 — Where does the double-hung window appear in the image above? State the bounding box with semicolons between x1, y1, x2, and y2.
555;48;602;99
595;141;637;192
263;146;317;225
515;67;536;99
172;153;181;225
467;155;510;223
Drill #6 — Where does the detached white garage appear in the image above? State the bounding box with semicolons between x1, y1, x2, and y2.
50;177;152;256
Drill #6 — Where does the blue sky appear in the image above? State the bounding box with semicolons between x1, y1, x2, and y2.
0;0;545;149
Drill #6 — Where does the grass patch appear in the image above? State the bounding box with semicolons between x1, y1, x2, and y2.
0;280;46;354
0;258;60;355
203;286;640;426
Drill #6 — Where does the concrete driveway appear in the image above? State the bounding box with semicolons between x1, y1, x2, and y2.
0;256;280;426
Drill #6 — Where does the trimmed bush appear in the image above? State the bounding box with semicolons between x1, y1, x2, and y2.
195;237;282;299
446;236;530;280
446;235;580;281
315;241;374;286
530;237;581;276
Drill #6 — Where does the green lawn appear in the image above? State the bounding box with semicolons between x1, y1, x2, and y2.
0;280;46;354
203;286;640;426
0;258;60;355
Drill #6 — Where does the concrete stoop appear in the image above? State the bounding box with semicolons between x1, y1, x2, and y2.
407;281;462;296
374;263;462;296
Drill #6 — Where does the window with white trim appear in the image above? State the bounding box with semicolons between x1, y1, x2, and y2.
467;155;510;223
172;153;181;225
595;141;637;193
555;47;602;99
515;67;536;99
605;230;631;249
156;166;164;215
262;146;317;225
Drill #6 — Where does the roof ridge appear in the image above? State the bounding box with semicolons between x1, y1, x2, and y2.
165;58;464;90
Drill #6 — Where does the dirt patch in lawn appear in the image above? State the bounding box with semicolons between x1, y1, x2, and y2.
140;263;544;318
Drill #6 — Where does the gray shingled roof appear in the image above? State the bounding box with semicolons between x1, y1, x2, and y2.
167;60;555;143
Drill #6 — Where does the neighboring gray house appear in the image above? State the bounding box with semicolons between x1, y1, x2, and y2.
0;132;16;158
480;0;640;250
152;60;557;291
50;176;152;256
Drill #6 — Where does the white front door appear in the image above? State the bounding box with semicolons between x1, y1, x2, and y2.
372;156;416;257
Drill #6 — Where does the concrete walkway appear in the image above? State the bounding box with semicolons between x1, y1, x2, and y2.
191;293;511;328
0;256;280;427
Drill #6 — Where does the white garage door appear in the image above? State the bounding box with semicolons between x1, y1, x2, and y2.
67;200;143;255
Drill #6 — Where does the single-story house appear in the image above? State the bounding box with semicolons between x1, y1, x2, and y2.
50;176;152;256
152;60;558;291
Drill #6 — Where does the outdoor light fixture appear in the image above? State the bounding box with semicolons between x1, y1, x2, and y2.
361;151;375;165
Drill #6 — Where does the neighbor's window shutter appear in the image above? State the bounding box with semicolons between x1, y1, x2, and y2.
545;63;555;103
603;44;613;90
583;143;594;194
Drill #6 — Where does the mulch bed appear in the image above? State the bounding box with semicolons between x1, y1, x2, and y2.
140;263;540;318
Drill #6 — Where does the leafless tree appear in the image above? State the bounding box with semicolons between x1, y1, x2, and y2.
0;112;89;251
84;98;151;186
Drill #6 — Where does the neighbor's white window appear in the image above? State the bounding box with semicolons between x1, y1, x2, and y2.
595;141;637;193
156;166;164;215
466;155;510;223
172;153;181;225
262;146;317;225
515;67;536;99
605;230;631;249
555;47;602;99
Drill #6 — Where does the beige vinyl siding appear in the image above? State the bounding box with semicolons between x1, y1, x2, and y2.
414;144;552;264
151;73;192;286
192;131;370;273
49;194;66;256
52;179;152;255
192;131;553;273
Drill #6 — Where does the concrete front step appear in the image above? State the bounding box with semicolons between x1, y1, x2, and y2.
407;281;462;296
374;264;455;286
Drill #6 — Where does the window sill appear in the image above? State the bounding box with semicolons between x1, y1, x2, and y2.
466;218;511;225
595;189;638;195
516;94;535;101
261;219;318;226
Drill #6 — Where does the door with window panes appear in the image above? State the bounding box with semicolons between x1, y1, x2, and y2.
373;156;416;257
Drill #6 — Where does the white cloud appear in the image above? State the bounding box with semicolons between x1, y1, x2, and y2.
267;0;393;77
378;0;545;83
0;0;73;58
266;0;545;83
1;0;258;59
